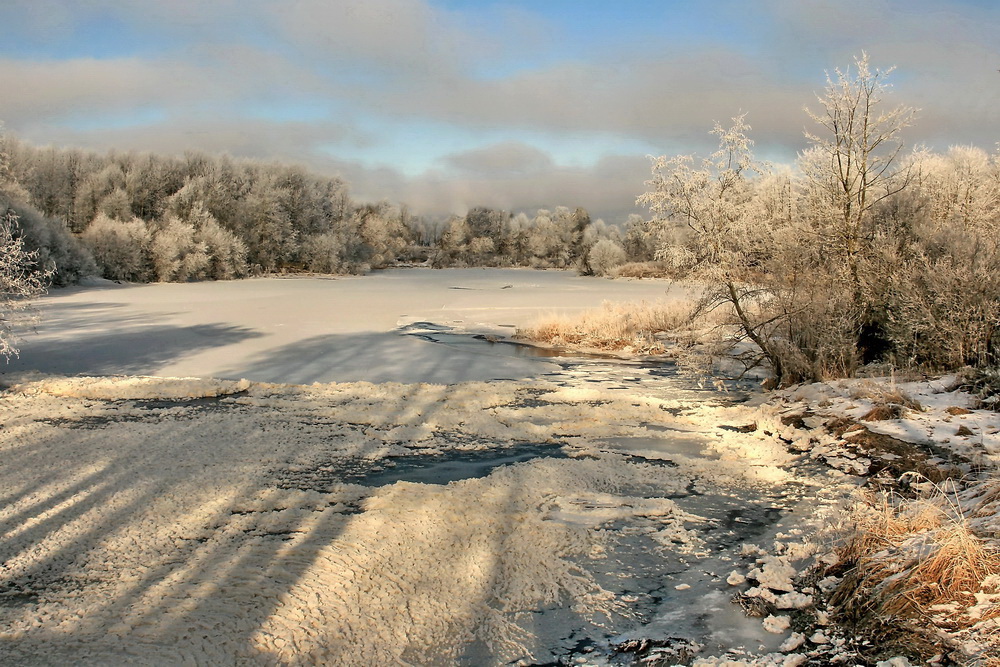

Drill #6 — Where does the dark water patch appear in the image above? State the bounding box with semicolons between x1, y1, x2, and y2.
276;443;569;491
35;394;248;429
0;590;39;608
131;391;249;411
679;491;796;551
36;414;150;429
411;331;616;361
599;435;716;462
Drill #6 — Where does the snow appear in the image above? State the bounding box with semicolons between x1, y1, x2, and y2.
0;367;811;664
4;268;691;385
762;615;791;634
4;270;996;664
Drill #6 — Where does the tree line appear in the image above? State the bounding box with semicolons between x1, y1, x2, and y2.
0;134;628;286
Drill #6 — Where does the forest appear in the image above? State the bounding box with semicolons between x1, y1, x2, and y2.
0;130;627;285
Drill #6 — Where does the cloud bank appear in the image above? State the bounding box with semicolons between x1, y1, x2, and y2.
0;0;996;223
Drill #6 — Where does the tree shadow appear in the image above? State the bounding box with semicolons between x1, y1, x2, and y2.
31;301;148;333
221;332;551;385
0;381;570;664
2;323;264;378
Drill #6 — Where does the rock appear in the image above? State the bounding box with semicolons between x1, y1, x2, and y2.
779;632;806;652
762;614;791;634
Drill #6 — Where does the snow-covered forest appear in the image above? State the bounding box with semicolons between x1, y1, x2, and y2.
0;130;626;283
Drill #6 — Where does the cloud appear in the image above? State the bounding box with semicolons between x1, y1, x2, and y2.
372;152;652;223
18;117;360;170
441;142;555;177
1;0;998;226
0;48;334;129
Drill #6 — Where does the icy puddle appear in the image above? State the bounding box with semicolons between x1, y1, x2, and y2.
0;363;836;665
278;443;570;489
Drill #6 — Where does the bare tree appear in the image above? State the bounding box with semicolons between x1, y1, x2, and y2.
802;52;916;307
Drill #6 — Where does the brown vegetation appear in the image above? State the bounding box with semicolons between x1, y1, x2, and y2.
827;480;1000;661
515;300;694;354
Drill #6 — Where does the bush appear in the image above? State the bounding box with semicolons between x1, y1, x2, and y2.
150;218;209;282
300;232;344;274
586;239;627;276
0;190;96;285
195;215;247;280
0;209;52;358
81;214;153;282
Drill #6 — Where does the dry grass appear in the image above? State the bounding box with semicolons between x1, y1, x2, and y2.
829;479;1000;657
515;300;695;354
608;262;673;279
850;380;923;410
959;367;1000;411
850;380;923;422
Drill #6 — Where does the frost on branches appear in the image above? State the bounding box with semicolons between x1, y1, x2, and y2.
0;208;50;359
636;114;791;380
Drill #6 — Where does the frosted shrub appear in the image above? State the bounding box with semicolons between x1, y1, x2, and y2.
300;232;344;274
587;239;627;276
886;226;1000;369
151;217;209;282
0;193;96;285
81;214;153;282
468;236;495;263
97;188;132;221
0;209;52;358
195;215;247;280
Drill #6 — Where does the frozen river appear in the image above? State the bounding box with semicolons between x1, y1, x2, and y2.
5;268;695;384
0;269;836;665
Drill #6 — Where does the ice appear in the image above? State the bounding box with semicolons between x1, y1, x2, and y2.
3;269;692;385
0;364;815;664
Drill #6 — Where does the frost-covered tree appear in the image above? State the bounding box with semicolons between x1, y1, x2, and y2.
796;53;918;365
81;214;153;282
300;232;344;274
587;239;627;277
150;217;209;282
194;213;248;280
802;53;916;310
638;114;794;376
0;209;51;358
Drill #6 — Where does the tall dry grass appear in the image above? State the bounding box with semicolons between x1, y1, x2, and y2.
515;300;695;354
830;478;1000;657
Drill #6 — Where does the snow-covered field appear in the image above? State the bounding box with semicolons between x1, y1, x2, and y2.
1;269;997;664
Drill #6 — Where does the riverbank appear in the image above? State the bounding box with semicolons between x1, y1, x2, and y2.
687;374;1000;666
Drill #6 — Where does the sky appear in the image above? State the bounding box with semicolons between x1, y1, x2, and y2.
0;0;998;225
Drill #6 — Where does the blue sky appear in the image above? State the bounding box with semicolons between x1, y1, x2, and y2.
1;0;998;223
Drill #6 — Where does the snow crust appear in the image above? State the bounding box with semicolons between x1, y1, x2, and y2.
0;370;798;665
